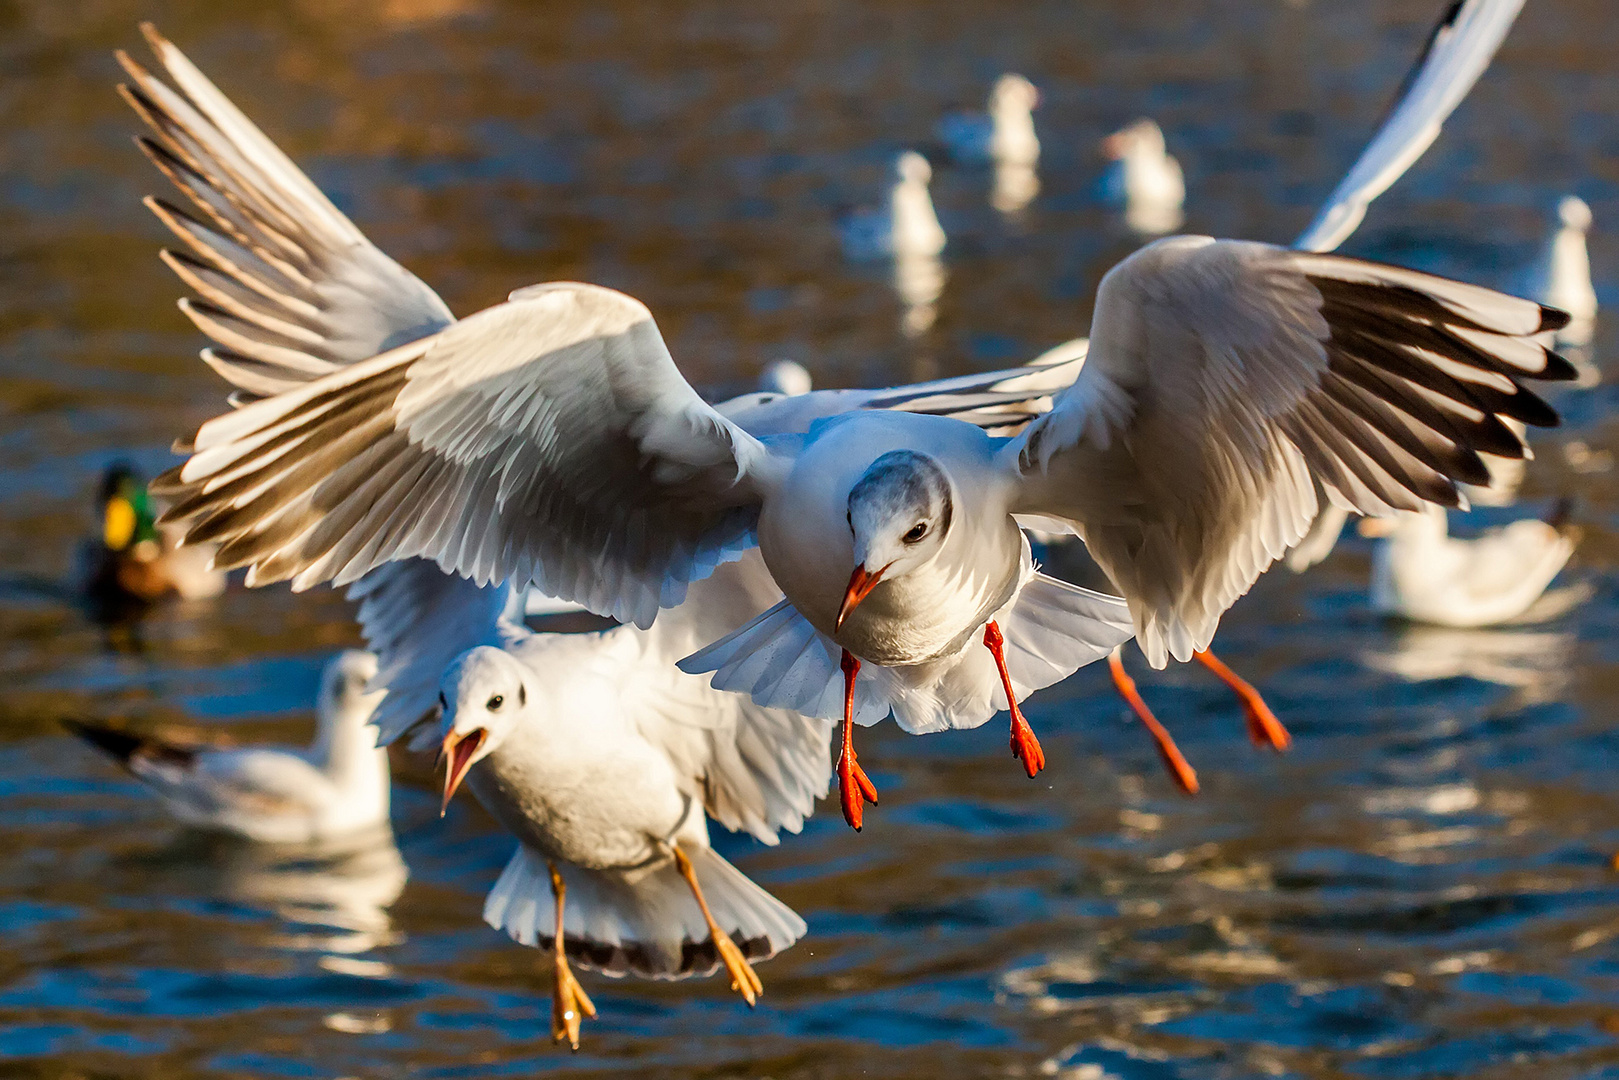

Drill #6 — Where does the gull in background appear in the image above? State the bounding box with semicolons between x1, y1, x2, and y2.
64;650;390;845
148;0;1552;832
840;151;948;336
1101;118;1185;236
1522;195;1598;350
1362;502;1580;627
935;74;1043;214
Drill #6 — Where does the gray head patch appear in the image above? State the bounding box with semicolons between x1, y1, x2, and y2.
848;450;953;537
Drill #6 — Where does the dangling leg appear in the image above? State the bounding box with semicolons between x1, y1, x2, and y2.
1193;649;1291;751
547;862;596;1050
1106;647;1199;795
837;649;879;831
670;844;763;1007
982;620;1045;777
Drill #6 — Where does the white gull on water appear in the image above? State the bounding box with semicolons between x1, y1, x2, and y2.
65;651;389;845
149;0;1564;833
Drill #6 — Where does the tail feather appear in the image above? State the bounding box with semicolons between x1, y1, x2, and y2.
484;844;806;981
63;719;195;770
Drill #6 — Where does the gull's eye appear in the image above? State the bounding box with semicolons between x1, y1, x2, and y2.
903;522;928;544
486;694;504;711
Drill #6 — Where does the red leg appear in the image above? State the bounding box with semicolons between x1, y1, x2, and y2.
1193;649;1291;751
1106;647;1199;795
982;621;1045;778
837;649;879;831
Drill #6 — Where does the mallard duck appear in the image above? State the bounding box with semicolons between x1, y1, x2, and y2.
82;462;224;615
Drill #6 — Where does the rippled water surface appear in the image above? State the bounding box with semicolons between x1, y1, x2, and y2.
5;0;1619;1076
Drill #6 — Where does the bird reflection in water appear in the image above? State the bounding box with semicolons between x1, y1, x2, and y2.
143;827;408;956
1361;622;1578;705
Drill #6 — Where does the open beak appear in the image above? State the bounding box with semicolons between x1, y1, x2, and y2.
836;563;890;630
440;728;487;816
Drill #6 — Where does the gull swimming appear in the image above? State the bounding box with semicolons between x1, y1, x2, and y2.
1522;195;1598;349
1363;503;1578;627
147;0;1555;834
839;150;947;261
64;650;390;845
936;73;1042;167
1100;118;1185;236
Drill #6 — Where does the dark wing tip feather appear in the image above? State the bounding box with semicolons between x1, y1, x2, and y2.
1538;305;1572;334
150;462;190;499
1540;348;1579;384
63;718;195;769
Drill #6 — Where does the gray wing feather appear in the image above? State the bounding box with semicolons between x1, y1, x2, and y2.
156;286;780;629
1295;0;1524;253
120;24;454;390
1012;238;1573;667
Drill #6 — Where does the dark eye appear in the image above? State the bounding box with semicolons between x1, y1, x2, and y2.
486;694;504;711
518;685;526;707
903;522;928;544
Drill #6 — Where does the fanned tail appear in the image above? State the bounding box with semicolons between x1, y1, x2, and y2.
484;845;805;980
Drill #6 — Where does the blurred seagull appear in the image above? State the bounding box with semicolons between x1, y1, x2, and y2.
840;150;946;261
64;651;390;844
936;73;1041;167
1101;119;1185;235
1362;503;1578;627
1522;195;1598;349
145;0;1546;832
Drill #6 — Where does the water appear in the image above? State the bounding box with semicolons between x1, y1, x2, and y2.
3;0;1619;1076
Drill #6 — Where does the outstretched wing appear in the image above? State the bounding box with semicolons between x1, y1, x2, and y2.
119;24;454;390
614;553;832;843
1009;237;1573;667
1294;0;1525;254
156;283;784;629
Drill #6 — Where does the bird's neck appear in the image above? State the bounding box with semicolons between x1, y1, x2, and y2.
314;719;391;805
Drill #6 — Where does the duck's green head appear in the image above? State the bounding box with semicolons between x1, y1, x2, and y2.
99;464;158;552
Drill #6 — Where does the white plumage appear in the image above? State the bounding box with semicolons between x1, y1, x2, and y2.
1100;119;1185;236
1367;504;1577;627
66;650;390;845
840;151;947;261
936;73;1041;167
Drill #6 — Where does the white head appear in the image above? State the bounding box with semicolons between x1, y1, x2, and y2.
1102;117;1166;161
758;358;813;397
1558;195;1592;232
991;73;1040;114
837;450;955;628
314;649;384;747
896;150;933;186
436;646;530;814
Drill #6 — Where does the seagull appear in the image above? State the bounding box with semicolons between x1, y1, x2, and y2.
64;650;390;844
356;553;827;1047
756;358;814;398
839;150;947;261
1100;119;1185;236
146;0;1551;834
80;461;224;619
1521;195;1598;349
1361;503;1579;627
936;73;1042;167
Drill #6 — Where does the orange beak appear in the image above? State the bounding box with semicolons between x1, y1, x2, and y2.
440;728;487;816
836;563;890;630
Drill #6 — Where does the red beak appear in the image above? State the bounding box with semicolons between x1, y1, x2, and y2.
836;564;889;630
440;728;487;816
